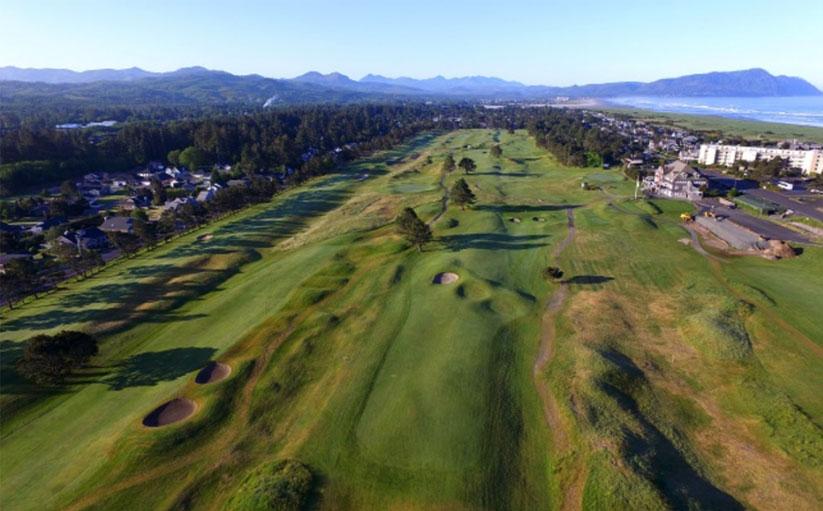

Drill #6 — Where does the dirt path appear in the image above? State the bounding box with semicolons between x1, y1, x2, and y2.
533;208;586;511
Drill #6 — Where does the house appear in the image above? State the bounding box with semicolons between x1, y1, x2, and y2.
0;253;33;274
100;216;134;234
119;195;151;211
162;197;197;212
645;161;707;201
196;189;215;203
57;227;109;250
29;216;66;234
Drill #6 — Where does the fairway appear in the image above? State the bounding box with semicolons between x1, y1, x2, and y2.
1;130;821;510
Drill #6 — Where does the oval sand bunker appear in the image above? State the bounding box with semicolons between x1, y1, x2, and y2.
143;398;197;427
195;361;232;384
433;272;460;285
197;233;214;242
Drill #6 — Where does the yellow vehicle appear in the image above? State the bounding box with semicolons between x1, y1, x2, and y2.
680;213;694;222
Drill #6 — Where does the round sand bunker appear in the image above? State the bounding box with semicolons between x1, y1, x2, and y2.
143;398;197;428
432;272;460;285
195;361;232;384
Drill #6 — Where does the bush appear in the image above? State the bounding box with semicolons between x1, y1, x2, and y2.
16;331;98;384
227;459;313;511
542;266;564;281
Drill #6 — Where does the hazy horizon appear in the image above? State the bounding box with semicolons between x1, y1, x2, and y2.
4;0;823;88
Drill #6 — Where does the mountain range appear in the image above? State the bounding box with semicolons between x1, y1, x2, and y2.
0;66;819;109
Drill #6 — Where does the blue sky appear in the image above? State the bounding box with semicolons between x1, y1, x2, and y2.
3;0;822;87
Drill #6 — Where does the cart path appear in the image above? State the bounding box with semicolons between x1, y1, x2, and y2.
533;208;585;511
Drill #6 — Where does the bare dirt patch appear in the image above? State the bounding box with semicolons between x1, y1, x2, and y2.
143;398;197;427
432;272;459;285
195;361;232;384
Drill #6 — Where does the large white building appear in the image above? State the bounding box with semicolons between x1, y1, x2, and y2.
698;144;823;175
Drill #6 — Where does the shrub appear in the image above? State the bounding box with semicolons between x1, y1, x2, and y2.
16;331;98;384
227;459;313;511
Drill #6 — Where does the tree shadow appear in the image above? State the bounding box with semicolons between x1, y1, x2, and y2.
104;347;216;390
563;275;614;285
603;383;744;510
471;172;535;177
440;233;549;251
474;204;580;213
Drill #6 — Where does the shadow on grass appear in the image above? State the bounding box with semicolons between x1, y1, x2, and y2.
440;233;549;251
474;204;581;213
105;347;216;390
471;172;535;177
564;275;614;285
597;350;744;510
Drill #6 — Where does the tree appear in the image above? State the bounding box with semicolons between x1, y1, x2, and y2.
16;331;98;385
490;144;502;158
131;209;157;246
396;207;432;252
178;146;207;170
450;178;476;210
210;168;226;186
167;149;182;167
108;231;141;257
442;154;456;173
150;178;167;206
458;157;476;175
60;179;78;199
0;258;38;308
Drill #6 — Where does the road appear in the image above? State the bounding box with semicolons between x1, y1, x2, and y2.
696;200;809;243
701;169;823;222
745;188;823;222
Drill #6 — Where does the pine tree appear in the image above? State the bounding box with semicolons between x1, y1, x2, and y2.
396;207;432;252
450;178;476;210
442;154;456;173
458;157;476;174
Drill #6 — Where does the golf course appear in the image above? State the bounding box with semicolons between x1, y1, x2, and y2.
1;129;821;510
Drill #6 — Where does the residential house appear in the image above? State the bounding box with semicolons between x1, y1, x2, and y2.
163;197;198;212
645;161;707;201
196;189;215;203
29;216;66;234
100;216;134;234
0;253;33;274
57;227;109;251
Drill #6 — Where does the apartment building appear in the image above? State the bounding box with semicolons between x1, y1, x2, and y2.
698;144;823;175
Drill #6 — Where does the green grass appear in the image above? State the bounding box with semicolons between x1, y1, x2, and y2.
2;130;821;510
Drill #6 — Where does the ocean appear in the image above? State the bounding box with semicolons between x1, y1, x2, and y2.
606;96;823;128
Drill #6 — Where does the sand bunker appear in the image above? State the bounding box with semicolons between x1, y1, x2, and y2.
509;217;521;223
195;361;232;384
432;272;460;285
197;233;214;242
143;398;197;427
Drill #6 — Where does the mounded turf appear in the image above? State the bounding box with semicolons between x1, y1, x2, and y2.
1;130;821;510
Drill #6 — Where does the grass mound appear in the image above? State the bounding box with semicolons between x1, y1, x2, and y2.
227;459;313;511
681;303;752;361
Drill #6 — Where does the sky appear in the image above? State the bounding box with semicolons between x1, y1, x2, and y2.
2;0;823;87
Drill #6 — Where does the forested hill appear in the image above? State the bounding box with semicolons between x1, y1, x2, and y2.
1;67;819;116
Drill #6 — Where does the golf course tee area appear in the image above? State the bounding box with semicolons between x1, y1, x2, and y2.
1;130;821;510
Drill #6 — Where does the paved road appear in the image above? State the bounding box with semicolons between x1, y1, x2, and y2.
744;188;823;222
